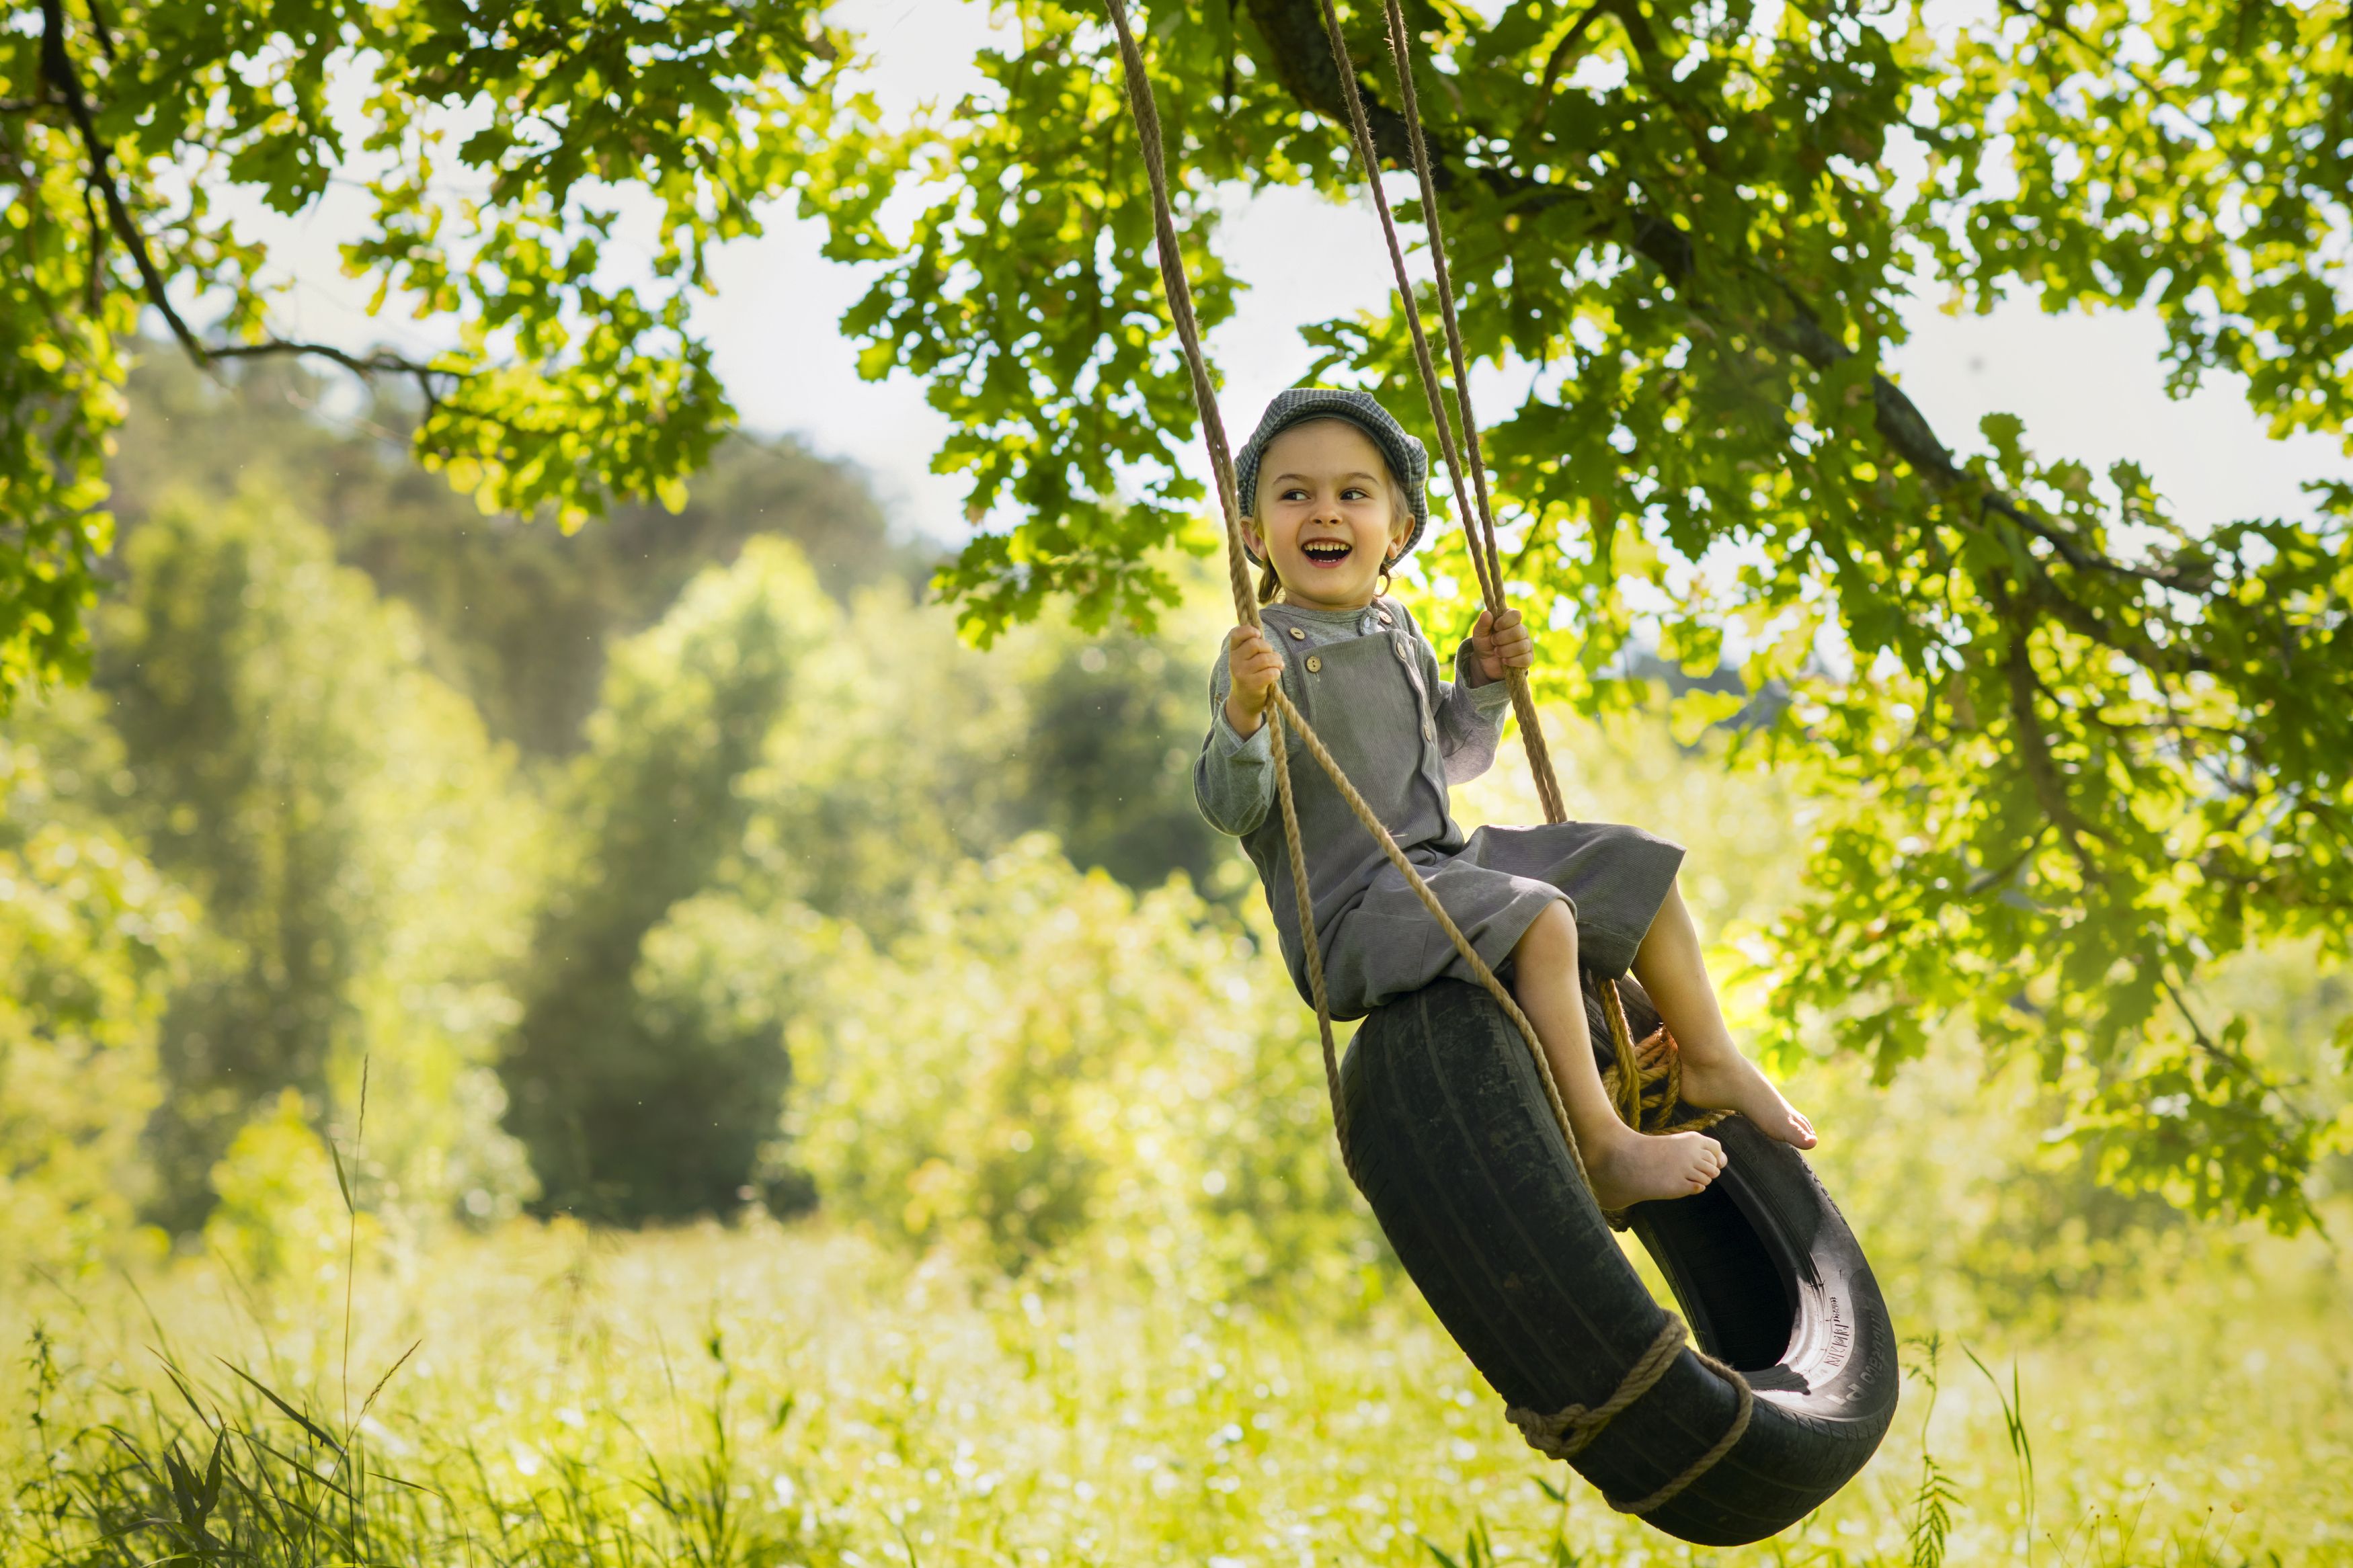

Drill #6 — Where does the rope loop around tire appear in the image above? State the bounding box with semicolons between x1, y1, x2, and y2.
1505;1311;1757;1517
1609;1343;1757;1518
1505;1314;1685;1461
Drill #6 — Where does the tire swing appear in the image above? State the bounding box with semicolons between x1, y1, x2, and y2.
1102;0;1894;1544
1344;977;1898;1545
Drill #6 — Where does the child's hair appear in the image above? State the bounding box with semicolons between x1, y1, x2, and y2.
1249;427;1414;605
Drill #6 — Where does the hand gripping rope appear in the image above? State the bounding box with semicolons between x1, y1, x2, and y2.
1100;0;1753;1516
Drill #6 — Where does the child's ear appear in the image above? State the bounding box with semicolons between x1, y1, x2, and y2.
1241;516;1267;558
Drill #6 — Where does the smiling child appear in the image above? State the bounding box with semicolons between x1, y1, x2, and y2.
1193;388;1813;1210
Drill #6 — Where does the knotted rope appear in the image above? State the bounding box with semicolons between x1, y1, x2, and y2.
1507;1314;1688;1462
1507;1311;1758;1516
1504;1311;1754;1516
1597;985;1732;1141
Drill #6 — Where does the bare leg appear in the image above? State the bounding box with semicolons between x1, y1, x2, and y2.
1630;880;1817;1148
1509;901;1726;1208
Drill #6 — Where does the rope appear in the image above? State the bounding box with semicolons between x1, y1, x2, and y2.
1600;1022;1733;1141
1267;714;1348;1167
1269;677;1583;1184
1315;0;1755;1512
1609;1343;1756;1518
1507;1314;1686;1461
1103;0;1347;1168
1311;0;1568;827
1103;0;1582;1186
1111;0;1752;1518
1506;1312;1755;1518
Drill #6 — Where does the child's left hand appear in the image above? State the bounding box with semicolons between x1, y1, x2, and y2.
1471;607;1534;684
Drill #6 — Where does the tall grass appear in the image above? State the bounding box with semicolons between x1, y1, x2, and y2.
6;1206;2343;1568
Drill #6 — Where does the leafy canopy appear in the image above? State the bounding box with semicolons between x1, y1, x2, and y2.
5;0;2350;1223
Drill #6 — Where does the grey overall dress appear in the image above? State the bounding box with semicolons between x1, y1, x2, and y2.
1196;599;1685;1020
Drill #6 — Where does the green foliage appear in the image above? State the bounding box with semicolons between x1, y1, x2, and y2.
112;357;914;757
789;837;1360;1284
0;719;188;1273
0;0;881;708
500;540;827;1221
836;4;1261;644
95;484;539;1230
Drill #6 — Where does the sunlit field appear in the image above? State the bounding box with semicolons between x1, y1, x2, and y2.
7;1177;2350;1568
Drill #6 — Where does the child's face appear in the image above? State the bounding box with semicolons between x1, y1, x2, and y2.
1246;419;1411;612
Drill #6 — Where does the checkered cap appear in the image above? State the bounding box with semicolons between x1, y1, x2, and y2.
1234;388;1430;561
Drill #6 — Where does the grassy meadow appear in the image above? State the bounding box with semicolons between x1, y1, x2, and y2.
5;1171;2348;1567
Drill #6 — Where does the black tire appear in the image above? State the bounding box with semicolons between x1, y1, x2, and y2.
1340;978;1899;1546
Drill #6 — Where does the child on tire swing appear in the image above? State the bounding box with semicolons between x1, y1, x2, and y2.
1193;388;1814;1210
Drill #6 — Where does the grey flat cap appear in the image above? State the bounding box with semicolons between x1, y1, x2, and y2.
1234;388;1430;561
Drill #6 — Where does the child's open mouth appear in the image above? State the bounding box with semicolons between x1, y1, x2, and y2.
1300;538;1353;569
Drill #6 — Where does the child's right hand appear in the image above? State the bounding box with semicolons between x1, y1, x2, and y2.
1224;624;1284;737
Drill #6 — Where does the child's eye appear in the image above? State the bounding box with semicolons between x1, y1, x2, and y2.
1278;486;1310;502
1342;486;1372;501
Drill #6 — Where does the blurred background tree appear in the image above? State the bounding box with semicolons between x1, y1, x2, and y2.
0;709;188;1273
93;478;541;1232
112;358;918;758
499;540;822;1221
48;362;1231;1233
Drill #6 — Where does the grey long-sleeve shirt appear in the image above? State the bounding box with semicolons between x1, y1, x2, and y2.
1195;597;1515;837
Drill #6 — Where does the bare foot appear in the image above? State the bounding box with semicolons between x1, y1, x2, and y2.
1583;1124;1726;1210
1678;1047;1818;1149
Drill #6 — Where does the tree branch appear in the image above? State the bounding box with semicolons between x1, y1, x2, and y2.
1764;308;2212;591
2011;565;2213;675
1242;0;1424;176
39;0;205;361
208;339;453;415
81;0;117;64
1964;826;2048;895
32;4;456;419
2155;971;2292;1088
1242;0;2210;601
1999;618;2110;866
1520;5;1608;143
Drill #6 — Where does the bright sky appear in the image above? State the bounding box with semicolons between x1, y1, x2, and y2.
228;0;2348;548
